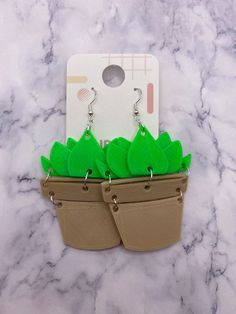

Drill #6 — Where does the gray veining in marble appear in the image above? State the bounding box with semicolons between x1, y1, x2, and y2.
0;0;236;313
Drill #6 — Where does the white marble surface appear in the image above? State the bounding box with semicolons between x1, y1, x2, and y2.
0;0;236;313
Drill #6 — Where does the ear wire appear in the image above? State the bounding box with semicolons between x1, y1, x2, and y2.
86;87;97;132
133;88;144;128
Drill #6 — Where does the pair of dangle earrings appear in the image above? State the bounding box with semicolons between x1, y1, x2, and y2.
41;87;191;184
67;87;156;182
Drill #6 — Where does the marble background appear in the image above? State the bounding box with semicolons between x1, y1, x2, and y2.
0;0;236;313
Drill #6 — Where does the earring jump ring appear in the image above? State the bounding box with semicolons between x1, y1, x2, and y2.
185;168;190;177
43;168;52;186
50;194;62;207
83;169;91;190
148;166;153;182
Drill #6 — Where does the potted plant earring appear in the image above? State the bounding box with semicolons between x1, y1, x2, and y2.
99;88;191;251
40;88;121;250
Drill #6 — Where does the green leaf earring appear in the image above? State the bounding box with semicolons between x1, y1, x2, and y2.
128;88;168;177
68;87;106;179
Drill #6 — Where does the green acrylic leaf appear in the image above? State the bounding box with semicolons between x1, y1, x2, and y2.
50;142;70;176
40;156;58;176
67;137;77;150
95;159;118;179
156;132;171;149
164;140;183;173
41;156;51;174
115;137;131;151
128;126;168;176
68;130;105;178
181;154;192;170
106;142;132;178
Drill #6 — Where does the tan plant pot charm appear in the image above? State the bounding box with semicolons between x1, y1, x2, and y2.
101;173;188;251
41;177;121;250
40;128;191;252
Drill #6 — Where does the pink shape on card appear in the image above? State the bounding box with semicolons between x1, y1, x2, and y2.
147;83;154;113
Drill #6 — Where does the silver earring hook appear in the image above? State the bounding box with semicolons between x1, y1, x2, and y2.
86;87;97;132
133;88;143;128
134;88;142;107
